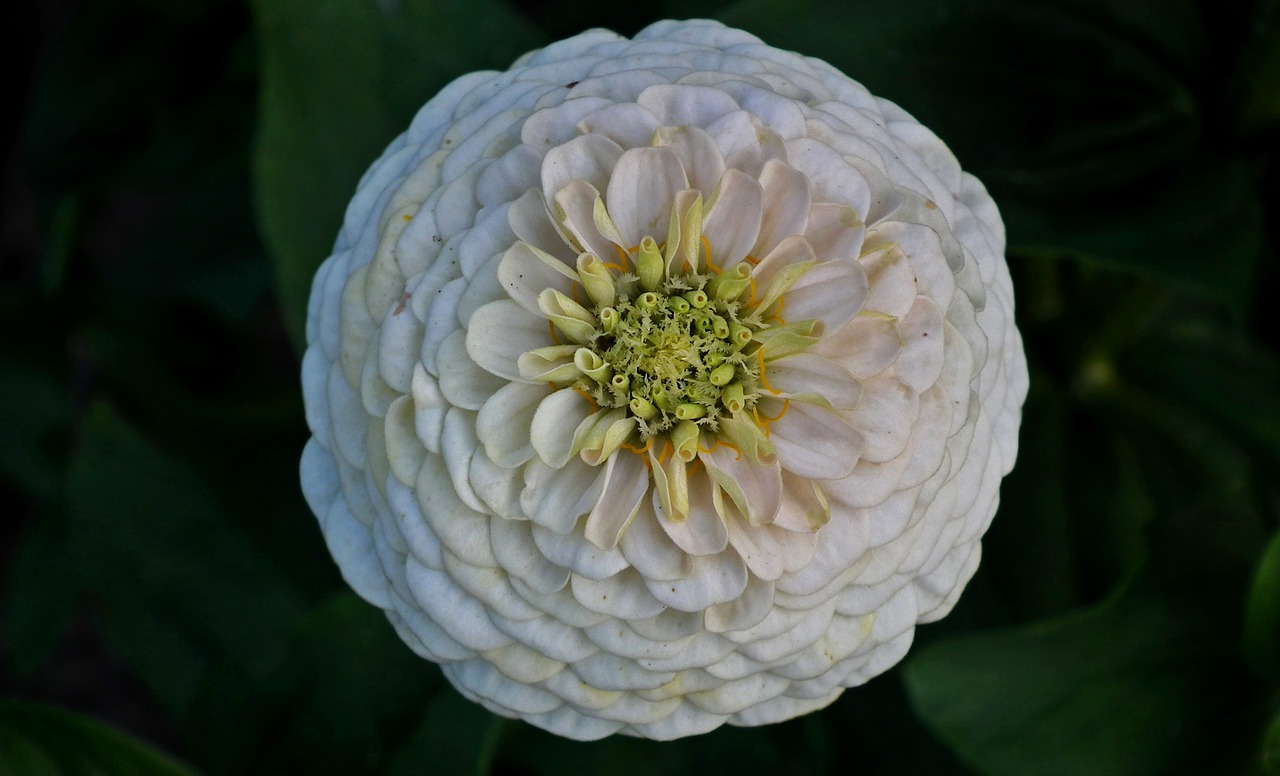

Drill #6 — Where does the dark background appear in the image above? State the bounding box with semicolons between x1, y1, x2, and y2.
3;0;1280;774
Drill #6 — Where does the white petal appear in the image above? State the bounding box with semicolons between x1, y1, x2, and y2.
866;221;956;308
576;102;662;148
804;202;865;260
656;474;729;556
489;516;571;594
438;329;506;410
894;295;946;393
532;523;629;581
637;83;740;126
521;456;605;535
477;381;546;468
773;470;831;534
619;496;692;581
541;133;625;207
780;256;868;333
498;241;578;316
405;562;510;651
572;568;667;619
584;452;651;550
702;169;764;267
764;353;862;408
784;138;872;219
705;110;787;178
764;399;864;479
645;550;749;612
653;125;726;196
530;387;596;469
323;495;392;608
705;577;775;633
465;299;548;381
810;314;903;380
752;159;811;257
509;188;573;261
859;245;917;318
552;180;625;262
606;146;689;247
849;375;920;463
701;446;782;527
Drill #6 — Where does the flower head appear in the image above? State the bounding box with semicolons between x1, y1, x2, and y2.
301;19;1028;740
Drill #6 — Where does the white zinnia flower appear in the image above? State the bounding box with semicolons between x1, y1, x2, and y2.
301;19;1028;741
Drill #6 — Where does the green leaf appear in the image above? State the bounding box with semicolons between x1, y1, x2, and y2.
64;403;304;716
1263;708;1280;775
904;595;1215;776
1121;322;1280;465
1001;160;1263;311
184;594;440;776
1245;529;1280;682
0;358;68;497
4;509;77;678
0;700;199;776
251;0;545;346
720;0;1199;200
384;689;503;776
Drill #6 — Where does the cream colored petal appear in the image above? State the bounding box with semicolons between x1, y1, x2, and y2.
849;375;920;463
751;159;811;257
438;329;507;410
764;399;864;480
498;241;579;316
572;568;667;619
702;169;763;267
764;352;862;409
530;387;596;469
464;299;547;381
653;125;726;196
781;256;868;333
656;474;729;556
476;381;545;468
584;452;650;550
520;456;605;535
804;202;865;261
576;102;662;148
701;446;782;527
606;146;689;247
540;132;625;206
636;83;740;127
645;549;749;612
772;470;831;533
705;576;775;633
509;188;574;261
894;295;946;393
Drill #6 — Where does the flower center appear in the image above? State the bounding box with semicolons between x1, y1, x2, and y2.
582;267;763;437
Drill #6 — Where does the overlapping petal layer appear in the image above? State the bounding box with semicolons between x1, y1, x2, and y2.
301;19;1028;741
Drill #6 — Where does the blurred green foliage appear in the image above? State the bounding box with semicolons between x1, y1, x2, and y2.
3;0;1279;774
